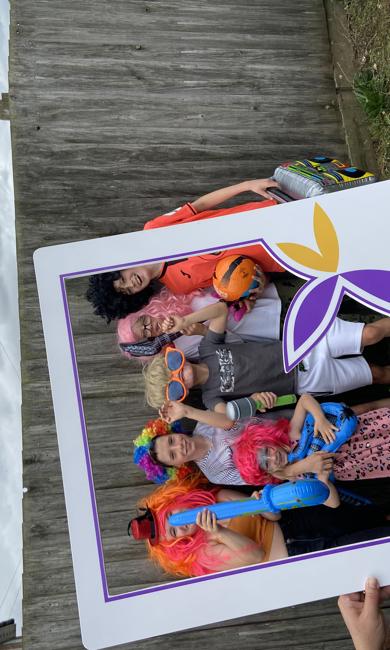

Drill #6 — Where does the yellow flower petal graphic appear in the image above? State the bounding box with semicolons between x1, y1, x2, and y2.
277;203;339;272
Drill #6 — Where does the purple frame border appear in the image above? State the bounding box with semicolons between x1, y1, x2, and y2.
282;275;390;372
59;235;390;603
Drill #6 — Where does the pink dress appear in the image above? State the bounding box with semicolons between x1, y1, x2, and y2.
333;408;390;480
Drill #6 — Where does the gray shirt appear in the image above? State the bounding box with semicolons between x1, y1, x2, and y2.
198;330;297;410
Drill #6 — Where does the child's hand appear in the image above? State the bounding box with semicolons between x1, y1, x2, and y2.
314;416;338;444
250;391;277;412
251;490;281;521
288;424;302;442
248;178;280;200
161;314;186;333
239;265;266;312
251;490;263;500
251;264;266;296
159;400;187;423
196;509;220;537
303;451;335;475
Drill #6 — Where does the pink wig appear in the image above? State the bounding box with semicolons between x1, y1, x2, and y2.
117;287;201;363
143;480;230;577
233;418;291;485
155;489;218;575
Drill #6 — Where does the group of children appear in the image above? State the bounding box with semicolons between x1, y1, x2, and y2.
86;179;390;578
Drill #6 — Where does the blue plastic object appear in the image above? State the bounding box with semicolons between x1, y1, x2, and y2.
168;478;330;526
288;402;358;463
284;404;369;507
240;278;259;299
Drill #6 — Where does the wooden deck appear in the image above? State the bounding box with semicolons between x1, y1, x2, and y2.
10;0;388;648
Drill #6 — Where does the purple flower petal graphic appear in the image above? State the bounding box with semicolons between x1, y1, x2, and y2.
283;276;342;372
341;270;390;312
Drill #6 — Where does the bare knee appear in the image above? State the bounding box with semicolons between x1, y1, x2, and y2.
370;364;390;383
362;324;380;347
361;318;390;347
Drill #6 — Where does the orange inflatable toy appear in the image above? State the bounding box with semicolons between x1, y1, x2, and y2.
212;255;263;301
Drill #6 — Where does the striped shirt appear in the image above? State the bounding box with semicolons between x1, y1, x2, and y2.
194;421;246;485
194;409;295;486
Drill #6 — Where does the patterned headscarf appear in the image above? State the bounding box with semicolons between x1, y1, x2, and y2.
133;419;193;484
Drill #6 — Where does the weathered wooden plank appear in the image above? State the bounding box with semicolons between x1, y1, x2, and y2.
23;421;152;453
24;562;169;600
12;100;342;133
23;484;156;523
24;458;152;492
24;411;153;442
20;609;360;650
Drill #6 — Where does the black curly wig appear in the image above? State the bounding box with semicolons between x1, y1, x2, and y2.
86;271;161;323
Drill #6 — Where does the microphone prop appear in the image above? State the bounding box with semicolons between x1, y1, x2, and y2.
226;394;297;420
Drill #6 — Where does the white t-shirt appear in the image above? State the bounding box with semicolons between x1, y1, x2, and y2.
175;284;281;360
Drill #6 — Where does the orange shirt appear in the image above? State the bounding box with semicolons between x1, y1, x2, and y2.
196;514;275;574
227;514;275;563
144;202;284;294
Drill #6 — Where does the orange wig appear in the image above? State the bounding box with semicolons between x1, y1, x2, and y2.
139;475;223;577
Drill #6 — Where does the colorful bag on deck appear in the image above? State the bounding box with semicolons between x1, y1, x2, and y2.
272;156;376;200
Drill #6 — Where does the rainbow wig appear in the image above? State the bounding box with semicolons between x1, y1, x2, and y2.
133;419;194;484
117;287;201;363
139;474;223;577
233;418;291;485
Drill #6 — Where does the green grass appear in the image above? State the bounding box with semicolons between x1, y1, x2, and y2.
344;0;390;178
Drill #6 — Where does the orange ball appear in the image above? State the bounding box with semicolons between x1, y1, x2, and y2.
212;255;258;301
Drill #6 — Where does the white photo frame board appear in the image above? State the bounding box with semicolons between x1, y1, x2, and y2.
34;181;390;649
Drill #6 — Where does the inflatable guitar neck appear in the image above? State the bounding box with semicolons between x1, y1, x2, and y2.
120;331;182;357
168;478;329;526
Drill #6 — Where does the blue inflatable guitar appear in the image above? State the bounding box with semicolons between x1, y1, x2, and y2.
288;402;358;463
286;402;368;506
168;478;329;526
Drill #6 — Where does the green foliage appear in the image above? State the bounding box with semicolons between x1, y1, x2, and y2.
353;71;389;121
344;0;390;177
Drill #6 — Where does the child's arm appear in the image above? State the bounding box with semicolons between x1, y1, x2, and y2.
352;397;390;415
196;509;266;567
289;394;338;444
192;179;279;212
159;400;234;430
213;390;278;419
180;322;208;337
273;458;339;508
273;451;335;481
249;490;281;521
316;470;340;508
196;487;276;567
162;301;228;335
